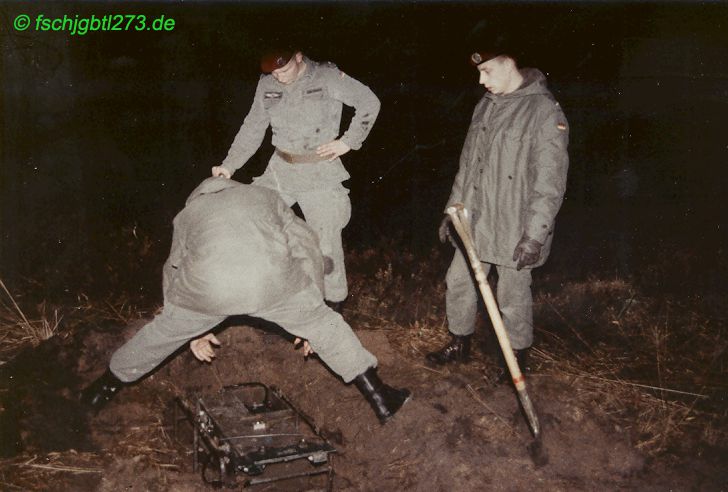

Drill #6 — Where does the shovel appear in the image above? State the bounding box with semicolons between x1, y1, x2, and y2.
446;204;545;464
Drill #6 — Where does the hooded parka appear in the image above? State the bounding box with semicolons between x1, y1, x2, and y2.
446;68;569;267
442;68;569;350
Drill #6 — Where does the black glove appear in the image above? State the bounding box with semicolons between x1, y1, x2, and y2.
438;215;452;244
512;235;542;271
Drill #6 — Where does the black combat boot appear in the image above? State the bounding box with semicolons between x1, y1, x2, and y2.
80;368;125;412
425;334;472;365
496;348;531;385
354;367;411;424
325;300;344;314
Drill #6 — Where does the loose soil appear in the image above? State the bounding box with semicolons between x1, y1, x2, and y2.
1;313;726;491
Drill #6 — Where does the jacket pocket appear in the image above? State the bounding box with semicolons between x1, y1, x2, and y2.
263;91;283;110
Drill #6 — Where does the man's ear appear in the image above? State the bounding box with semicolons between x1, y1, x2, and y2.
497;55;515;70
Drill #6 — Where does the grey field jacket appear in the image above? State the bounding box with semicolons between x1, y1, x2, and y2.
221;57;380;187
162;178;324;316
447;68;570;268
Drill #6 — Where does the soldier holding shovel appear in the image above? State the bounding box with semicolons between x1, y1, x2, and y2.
427;41;569;381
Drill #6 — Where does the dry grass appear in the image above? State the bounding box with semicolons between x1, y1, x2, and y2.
71;292;154;326
1;238;725;466
345;245;728;457
531;276;728;454
0;279;62;364
0;451;104;491
0;278;152;367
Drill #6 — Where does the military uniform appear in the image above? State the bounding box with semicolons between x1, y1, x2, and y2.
445;68;569;349
220;57;380;303
109;178;377;383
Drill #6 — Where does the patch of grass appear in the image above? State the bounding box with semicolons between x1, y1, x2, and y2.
0;279;62;365
344;242;727;457
0;279;154;367
0;451;104;491
1;230;725;461
532;276;727;455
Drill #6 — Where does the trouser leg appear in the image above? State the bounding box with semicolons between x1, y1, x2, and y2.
255;286;375;382
296;187;351;303
494;265;533;350
445;250;491;336
110;303;226;382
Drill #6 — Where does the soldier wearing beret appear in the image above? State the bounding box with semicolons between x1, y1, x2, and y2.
212;50;381;312
427;45;569;379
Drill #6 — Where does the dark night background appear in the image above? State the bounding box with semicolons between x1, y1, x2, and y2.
1;1;727;300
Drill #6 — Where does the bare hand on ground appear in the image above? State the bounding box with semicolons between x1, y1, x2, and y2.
190;333;221;362
293;337;314;357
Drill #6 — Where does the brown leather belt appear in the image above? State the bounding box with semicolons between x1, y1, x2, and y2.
275;148;326;164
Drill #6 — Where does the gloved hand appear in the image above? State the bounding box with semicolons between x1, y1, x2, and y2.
512;235;542;271
438;215;452;244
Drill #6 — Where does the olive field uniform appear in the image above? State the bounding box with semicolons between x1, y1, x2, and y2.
445;69;569;349
221;58;381;303
110;178;377;383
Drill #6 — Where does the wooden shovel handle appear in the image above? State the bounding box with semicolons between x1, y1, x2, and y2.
446;204;541;438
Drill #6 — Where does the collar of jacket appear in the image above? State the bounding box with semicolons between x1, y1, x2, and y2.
485;68;550;102
186;177;242;205
297;56;318;84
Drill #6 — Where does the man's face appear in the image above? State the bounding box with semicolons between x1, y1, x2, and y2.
477;56;512;95
271;53;304;85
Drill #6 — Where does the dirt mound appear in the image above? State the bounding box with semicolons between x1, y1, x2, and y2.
0;334;93;457
1;316;724;490
90;321;649;490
